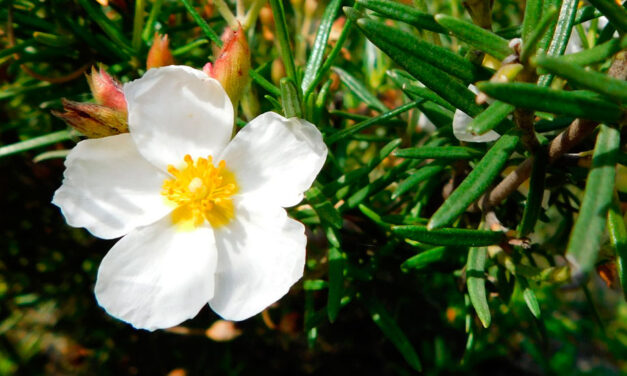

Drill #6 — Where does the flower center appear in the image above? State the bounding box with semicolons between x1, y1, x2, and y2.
162;154;238;230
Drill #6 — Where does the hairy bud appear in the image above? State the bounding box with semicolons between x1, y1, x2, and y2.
53;99;128;138
147;33;175;70
86;66;127;113
204;27;251;105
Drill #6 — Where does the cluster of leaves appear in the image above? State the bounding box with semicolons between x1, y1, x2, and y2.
2;0;627;374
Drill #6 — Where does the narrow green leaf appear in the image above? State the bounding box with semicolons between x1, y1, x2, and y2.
467;101;516;136
0;38;35;60
608;194;627;301
519;148;548;237
264;95;283;112
326;101;418;144
399;82;456;112
428;132;521;229
392;163;445;199
269;0;298;89
356;17;490;84
250;69;281;97
536;55;627;102
521;279;542;319
566;125;619;279
0;130;75;159
546;0;579;56
395;146;483;160
327;247;344;322
132;0;146;50
280;78;303;118
64;16;130;60
477;82;623;123
302;0;342;94
536;0;561;55
496;25;522;39
171;39;208;56
322;139;402;197
8;10;56;31
142;0;164;41
76;0;134;54
574;5;603;24
33;32;75;47
401;246;466;272
346;160;415;208
537;0;579;86
467;247;491;328
305;4;360;98
393;226;505;247
522;0;544;44
306;185;342;230
364;296;422;371
180;0;222;46
557;37;627;67
356;0;446;33
434;14;512;60
350;13;482;116
587;0;627;33
519;7;559;63
332;66;388;113
305;289;318;348
0;81;50;100
387;69;456;111
313;79;333;125
359;204;389;228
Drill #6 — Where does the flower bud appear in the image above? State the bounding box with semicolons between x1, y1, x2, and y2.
146;33;175;70
271;58;285;86
86;66;127;113
204;27;251;105
53;99;128;138
259;5;275;41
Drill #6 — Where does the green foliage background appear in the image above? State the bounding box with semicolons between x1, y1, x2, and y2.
1;0;627;374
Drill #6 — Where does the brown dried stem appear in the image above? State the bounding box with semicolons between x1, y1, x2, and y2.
482;52;627;210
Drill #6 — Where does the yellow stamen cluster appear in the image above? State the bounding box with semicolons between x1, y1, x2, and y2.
162;154;238;229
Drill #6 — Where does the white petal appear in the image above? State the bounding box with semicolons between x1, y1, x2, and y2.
124;66;234;170
52;134;171;239
220;112;327;207
453;84;500;143
453;109;501;143
95;217;217;331
209;200;306;321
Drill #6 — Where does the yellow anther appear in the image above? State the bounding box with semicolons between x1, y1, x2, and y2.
162;154;238;230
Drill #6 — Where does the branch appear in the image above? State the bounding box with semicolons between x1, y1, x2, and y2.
482;51;627;210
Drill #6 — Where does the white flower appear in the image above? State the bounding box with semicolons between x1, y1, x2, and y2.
52;66;327;330
453;84;501;143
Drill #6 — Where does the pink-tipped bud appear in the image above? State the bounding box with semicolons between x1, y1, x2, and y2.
53;99;128;138
86;66;127;113
206;26;251;105
147;33;175;70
